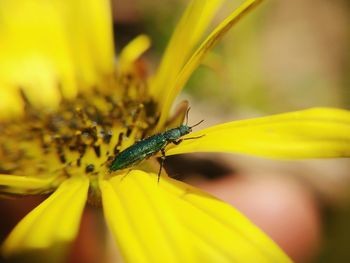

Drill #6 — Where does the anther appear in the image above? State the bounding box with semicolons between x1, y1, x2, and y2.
85;164;95;173
93;145;101;158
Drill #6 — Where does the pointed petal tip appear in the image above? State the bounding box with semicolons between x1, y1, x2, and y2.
101;170;291;262
2;176;89;258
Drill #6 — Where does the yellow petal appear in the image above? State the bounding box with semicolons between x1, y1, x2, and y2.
155;0;263;131
119;34;151;69
2;176;89;262
166;107;350;159
0;174;58;195
0;0;114;118
101;170;290;263
149;0;223;104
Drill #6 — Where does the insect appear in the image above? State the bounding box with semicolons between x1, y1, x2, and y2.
109;108;204;182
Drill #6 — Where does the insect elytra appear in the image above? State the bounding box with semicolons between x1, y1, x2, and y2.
109;108;204;181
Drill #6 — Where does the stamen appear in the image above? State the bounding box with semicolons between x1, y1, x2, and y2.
1;71;165;204
85;164;95;173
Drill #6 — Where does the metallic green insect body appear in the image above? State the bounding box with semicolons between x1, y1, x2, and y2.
109;109;203;181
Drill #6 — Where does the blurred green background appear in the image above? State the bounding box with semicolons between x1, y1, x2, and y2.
114;0;350;113
112;0;350;262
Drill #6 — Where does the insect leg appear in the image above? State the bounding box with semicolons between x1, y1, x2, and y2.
172;139;183;145
183;134;205;140
120;169;133;181
158;148;166;183
172;134;205;145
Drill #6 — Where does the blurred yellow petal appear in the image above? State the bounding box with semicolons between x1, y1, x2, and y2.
101;170;290;263
0;0;114;117
167;107;350;159
119;34;151;69
150;0;223;104
2;175;89;261
0;174;58;195
0;88;24;119
155;0;263;130
65;0;115;89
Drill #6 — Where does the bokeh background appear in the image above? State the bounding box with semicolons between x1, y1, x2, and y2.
113;0;350;262
1;1;350;262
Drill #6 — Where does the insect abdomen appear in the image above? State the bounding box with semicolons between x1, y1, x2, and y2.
110;134;167;171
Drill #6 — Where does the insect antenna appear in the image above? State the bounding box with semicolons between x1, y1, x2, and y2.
190;119;204;128
185;107;191;125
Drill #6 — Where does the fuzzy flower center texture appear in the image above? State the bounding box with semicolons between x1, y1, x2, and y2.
0;72;160;204
4;1;350;262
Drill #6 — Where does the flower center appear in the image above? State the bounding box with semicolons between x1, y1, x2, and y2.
0;73;158;203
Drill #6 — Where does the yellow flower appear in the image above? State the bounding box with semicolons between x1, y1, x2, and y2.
1;0;350;262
